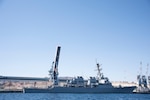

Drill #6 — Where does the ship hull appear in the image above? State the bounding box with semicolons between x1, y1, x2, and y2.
23;86;136;93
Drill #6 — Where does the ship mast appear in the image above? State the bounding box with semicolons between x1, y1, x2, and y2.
96;63;103;80
146;63;149;77
140;62;142;76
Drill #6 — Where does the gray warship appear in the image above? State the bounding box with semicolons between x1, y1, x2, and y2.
23;46;136;93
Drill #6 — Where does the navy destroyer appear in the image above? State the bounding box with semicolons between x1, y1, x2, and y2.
23;46;136;93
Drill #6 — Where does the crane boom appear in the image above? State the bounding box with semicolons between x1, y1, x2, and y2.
51;46;61;86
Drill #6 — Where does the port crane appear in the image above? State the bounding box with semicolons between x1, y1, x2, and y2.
49;46;61;86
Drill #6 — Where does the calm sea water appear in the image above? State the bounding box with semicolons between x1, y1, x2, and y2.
0;93;150;100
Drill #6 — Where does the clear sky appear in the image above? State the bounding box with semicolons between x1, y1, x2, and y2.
0;0;150;82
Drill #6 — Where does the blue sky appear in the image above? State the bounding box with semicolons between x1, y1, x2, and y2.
0;0;150;82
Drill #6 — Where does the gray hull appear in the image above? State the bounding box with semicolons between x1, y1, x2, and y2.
23;86;136;93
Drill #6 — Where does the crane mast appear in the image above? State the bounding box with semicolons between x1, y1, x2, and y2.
49;46;61;86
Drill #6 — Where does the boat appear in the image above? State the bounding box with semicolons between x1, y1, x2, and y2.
23;46;136;93
133;75;150;93
133;63;150;93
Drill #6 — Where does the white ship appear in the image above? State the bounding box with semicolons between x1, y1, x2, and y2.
23;46;136;93
134;63;150;93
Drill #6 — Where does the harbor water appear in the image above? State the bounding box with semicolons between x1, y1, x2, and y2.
0;93;150;100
